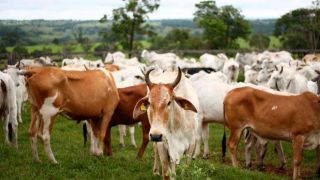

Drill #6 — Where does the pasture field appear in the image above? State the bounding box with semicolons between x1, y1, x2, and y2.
0;105;318;179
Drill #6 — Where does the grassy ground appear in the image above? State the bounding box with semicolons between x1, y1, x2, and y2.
2;105;319;180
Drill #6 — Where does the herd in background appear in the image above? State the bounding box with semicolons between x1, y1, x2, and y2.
1;50;320;179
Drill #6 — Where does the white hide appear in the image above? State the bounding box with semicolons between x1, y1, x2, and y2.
222;59;239;83
0;72;18;147
5;66;28;123
199;53;225;71
149;68;199;164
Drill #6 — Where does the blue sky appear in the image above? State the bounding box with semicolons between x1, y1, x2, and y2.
0;0;314;20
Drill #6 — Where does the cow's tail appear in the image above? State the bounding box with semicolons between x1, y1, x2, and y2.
222;126;226;160
83;122;87;147
222;102;227;161
8;123;12;142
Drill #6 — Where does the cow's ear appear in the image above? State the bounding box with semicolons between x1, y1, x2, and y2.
174;96;197;113
133;96;149;119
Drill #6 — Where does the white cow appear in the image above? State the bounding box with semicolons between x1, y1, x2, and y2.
268;66;317;94
244;65;258;85
20;57;55;68
199;53;226;71
133;67;199;179
104;51;126;63
222;59;239;83
0;71;18;148
4;65;28;123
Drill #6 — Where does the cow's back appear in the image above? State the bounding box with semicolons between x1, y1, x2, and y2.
25;67;119;119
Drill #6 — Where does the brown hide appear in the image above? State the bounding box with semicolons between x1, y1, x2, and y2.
105;83;150;157
224;86;320;179
104;64;120;72
303;53;320;62
25;67;119;120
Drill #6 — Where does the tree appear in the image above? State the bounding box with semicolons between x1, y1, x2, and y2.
249;33;270;49
150;28;205;50
0;42;8;54
102;0;159;57
12;45;29;59
52;38;60;45
274;1;320;51
2;31;21;46
194;0;251;49
72;27;85;44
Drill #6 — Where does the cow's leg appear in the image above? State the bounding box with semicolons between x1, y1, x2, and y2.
86;120;97;155
153;143;160;176
316;146;320;177
228;129;242;167
292;135;305;180
11;121;18;148
202;122;210;159
17;99;22;123
157;143;170;180
129;125;137;148
101;108;117;155
137;119;150;158
3;114;10;145
29;106;40;162
103;126;112;156
193;114;203;159
254;137;268;170
244;132;256;168
38;93;59;164
170;161;176;178
40;115;58;164
118;125;125;147
274;141;286;170
89;120;103;156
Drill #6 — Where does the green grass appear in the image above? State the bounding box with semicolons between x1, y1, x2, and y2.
3;103;319;179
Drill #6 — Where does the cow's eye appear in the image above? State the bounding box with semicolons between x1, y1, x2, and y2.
167;101;171;106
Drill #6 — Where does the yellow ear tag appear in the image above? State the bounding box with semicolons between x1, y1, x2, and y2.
140;103;147;111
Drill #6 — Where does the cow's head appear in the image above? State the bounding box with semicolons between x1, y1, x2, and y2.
133;68;197;142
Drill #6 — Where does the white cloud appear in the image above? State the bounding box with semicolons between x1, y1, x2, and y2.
0;0;314;20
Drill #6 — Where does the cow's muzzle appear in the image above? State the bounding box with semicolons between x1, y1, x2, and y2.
150;134;162;142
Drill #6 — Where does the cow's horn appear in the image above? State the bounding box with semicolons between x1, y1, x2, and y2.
145;68;154;87
171;67;182;88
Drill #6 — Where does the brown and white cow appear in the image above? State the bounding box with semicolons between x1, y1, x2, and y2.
224;86;320;179
133;68;199;179
20;67;119;164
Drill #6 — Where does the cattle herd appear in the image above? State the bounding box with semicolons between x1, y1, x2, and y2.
1;50;320;179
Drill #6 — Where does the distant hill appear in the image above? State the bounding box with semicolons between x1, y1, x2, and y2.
0;19;277;46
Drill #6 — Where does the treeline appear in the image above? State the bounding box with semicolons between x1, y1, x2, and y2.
0;19;275;47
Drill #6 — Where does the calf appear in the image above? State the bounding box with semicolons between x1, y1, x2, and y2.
224;86;320;179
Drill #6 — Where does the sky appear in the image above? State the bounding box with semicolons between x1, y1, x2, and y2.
0;0;315;20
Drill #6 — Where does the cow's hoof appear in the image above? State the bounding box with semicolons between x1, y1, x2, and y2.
257;164;265;171
202;154;209;159
93;149;103;156
33;158;41;163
